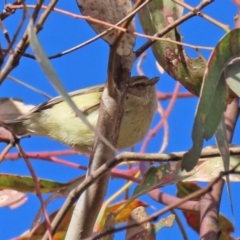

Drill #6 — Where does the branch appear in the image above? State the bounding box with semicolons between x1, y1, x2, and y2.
199;179;223;240
0;0;23;21
8;2;213;61
0;0;57;84
173;0;230;32
148;188;199;212
16;142;52;239
141;82;181;152
40;145;240;239
88;168;238;240
63;0;146;239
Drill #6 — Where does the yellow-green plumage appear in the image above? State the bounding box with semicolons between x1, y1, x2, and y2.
7;76;159;153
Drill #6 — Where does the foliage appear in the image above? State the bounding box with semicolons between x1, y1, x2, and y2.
0;0;239;240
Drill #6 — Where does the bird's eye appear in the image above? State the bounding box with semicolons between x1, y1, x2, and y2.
134;84;144;89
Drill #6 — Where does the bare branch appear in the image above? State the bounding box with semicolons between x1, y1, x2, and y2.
0;0;57;84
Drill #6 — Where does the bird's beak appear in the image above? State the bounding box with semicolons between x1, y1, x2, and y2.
149;77;160;85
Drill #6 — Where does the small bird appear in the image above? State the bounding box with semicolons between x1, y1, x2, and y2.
6;76;159;153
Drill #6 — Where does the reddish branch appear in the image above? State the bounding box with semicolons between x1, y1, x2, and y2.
141;82;181;152
199;179;223;240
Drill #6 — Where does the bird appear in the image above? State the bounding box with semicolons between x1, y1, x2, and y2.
5;76;159;153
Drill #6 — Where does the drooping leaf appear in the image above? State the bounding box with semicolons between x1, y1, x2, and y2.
182;29;240;171
215;117;234;218
138;0;206;95
215;118;230;175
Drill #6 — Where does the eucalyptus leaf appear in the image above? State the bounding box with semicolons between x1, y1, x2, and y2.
182;29;240;171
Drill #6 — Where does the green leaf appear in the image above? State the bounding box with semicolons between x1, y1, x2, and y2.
215;117;233;218
0;174;86;194
138;0;206;95
182;29;240;171
133;164;193;198
57;176;85;197
0;174;68;193
225;59;240;97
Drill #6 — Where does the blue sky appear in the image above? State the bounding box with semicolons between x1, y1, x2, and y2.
0;0;239;239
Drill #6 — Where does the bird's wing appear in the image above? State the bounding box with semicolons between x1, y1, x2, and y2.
29;84;104;113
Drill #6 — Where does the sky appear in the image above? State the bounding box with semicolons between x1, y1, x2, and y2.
0;0;239;239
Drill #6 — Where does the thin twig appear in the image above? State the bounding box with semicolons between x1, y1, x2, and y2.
141;82;181;152
30;192;62;238
148;188;199;212
88;166;240;240
41;145;240;240
157;90;194;100
16;142;52;240
0;19;11;45
10;1;151;60
7;75;52;99
173;0;230;32
0;0;57;84
157;102;169;153
5;149;78;159
9;2;213;61
136;51;147;75
0;143;14;163
2;3;27;60
170;208;188;240
0;0;23;20
62;0;146;239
